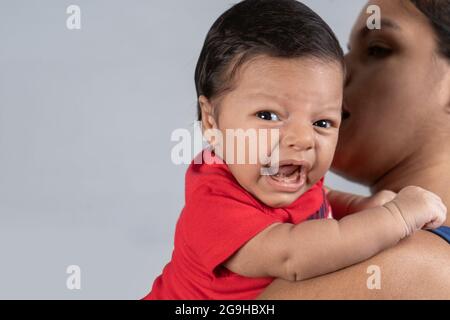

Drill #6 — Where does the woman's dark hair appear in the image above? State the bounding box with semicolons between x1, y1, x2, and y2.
194;0;344;121
411;0;450;59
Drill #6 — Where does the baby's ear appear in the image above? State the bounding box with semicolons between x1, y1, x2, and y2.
198;95;218;131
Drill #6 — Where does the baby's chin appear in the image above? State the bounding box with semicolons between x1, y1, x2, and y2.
256;190;306;208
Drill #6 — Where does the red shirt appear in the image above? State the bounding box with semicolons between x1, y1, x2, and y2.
144;150;330;300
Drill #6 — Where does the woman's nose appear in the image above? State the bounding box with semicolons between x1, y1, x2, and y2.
281;122;315;152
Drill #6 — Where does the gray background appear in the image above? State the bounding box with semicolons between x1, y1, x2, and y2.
0;0;368;299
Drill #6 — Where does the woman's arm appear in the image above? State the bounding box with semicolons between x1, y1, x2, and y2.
257;231;450;299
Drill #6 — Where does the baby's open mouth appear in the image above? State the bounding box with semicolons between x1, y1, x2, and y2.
270;165;303;184
263;159;311;192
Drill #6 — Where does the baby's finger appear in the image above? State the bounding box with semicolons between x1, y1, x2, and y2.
424;218;444;230
427;191;444;203
425;207;447;230
435;199;448;216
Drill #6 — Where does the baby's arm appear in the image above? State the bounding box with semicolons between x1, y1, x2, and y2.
224;186;446;281
325;187;397;220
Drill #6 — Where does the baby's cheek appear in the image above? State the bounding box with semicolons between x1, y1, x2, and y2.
228;163;262;190
320;138;338;166
311;147;335;181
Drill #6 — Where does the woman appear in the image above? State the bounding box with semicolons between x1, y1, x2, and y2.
258;0;450;299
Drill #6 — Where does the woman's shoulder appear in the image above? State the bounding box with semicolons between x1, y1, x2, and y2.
258;230;450;299
372;230;450;298
427;226;450;244
385;230;450;270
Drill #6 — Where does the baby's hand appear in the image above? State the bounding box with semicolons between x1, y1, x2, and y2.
349;190;397;212
383;186;447;238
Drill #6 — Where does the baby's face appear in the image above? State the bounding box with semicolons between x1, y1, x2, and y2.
202;56;343;208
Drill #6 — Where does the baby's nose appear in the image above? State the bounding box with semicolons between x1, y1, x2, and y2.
281;122;315;151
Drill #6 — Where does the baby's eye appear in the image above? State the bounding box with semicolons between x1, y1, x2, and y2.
313;120;332;129
256;111;280;121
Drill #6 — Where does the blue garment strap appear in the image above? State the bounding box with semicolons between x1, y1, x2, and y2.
428;226;450;244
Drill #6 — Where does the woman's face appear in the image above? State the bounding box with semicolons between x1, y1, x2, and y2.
332;0;450;186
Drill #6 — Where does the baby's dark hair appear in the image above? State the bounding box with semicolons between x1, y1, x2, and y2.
194;0;344;121
410;0;450;60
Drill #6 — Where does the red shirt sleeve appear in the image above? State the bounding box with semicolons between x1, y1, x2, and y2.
180;178;287;276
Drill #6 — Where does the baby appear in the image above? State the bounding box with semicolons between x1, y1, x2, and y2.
145;0;447;300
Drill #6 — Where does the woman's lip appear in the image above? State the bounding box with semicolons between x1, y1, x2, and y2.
264;170;307;193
